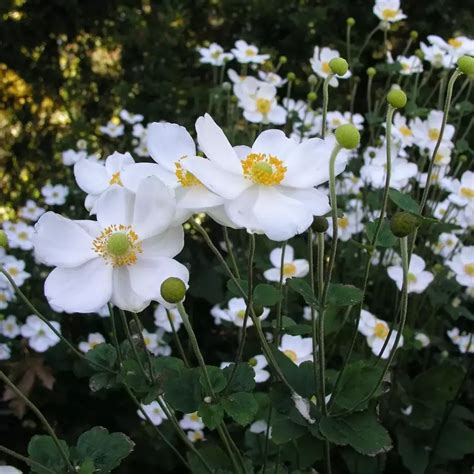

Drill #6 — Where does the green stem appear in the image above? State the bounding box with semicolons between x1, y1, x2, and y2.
223;227;241;279
0;370;74;473
274;240;287;345
0;445;56;474
108;304;122;365
132;311;156;381
166;309;190;367
321;74;334;139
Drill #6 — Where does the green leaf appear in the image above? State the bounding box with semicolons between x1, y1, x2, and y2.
227;278;248;297
332;361;383;410
163;368;202;413
396;428;428;474
436;419;474;460
319;411;392;456
253;283;282;306
89;372;117;393
187;445;231;473
389;188;420;213
198;402;225;429
85;343;117;371
200;366;226;393
365;219;397;248
270;413;307;445
28;435;70;474
328;284;364;306
119;358;149;394
287;278;319;309
222;362;256;393
78;459;95;474
222;392;258;426
75;426;134;473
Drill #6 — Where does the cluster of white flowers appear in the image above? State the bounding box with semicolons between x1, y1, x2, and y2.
447;328;474;354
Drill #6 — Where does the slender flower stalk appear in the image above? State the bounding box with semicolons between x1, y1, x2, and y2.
274;240;287;344
166;309;190;367
223;227;240;279
321;74;335;139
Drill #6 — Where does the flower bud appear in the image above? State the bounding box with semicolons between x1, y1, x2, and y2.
459;154;467;163
222;81;231;92
329;57;349;76
0;230;8;248
410;30;418;40
390;212;419;237
287;72;296;81
367;67;376;77
279;55;288;64
387;87;407;109
313;216;329;233
335;124;360;149
230;95;238;104
307;91;317;102
415;49;424;60
346;17;356;27
308;74;318;85
161;277;186;304
253;305;265;317
457;55;474;76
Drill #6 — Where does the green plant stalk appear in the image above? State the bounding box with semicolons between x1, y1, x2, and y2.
354;25;380;65
223;226;241;279
0;444;56;474
131;311;156;380
321;74;334;139
0;266;114;374
166;309;190;367
346;23;352;63
0;370;75;473
274;240;287;345
108;304;123;365
307;228;318;393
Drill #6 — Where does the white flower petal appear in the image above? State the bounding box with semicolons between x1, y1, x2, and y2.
141;226;184;259
121;162;176;191
111;267;151;312
251;130;297;159
95;186;135;229
105;151;135;175
74;159;109;195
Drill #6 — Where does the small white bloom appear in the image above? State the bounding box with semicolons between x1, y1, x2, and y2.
0;287;14;310
62;149;87;166
391;113;415;148
414;332;430;348
310;47;351;87
0;343;11;360
187;430;205;443
249;354;270;383
239;82;287;125
427;35;474;60
138;400;168;425
387;254;434;294
432;232;459;258
249;419;269;435
119;109;144;124
154;304;182;333
420;42;453;69
258;70;287;88
373;0;407;23
20;315;61;352
411;110;455;152
212;298;269;328
446;246;474;288
279;334;313;366
447;171;474;208
0;255;31;288
198;42;233;66
99;120;124;138
78;332;106;353
41;184;69;206
263;245;309;283
19;200;45;221
231;40;270;64
326;111;364;131
4;222;35;250
328;211;363;242
397;55;423;75
0;315;20;338
179;412;205;431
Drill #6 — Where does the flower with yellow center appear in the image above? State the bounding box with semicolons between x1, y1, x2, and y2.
399;125;412;137
241;153;287;186
175;160;202;187
263;245;309;282
447;246;474;288
231;40;269;64
464;264;474;277
213;297;269;327
448;38;463;48
310;46;351;87
388;254;434;294
109;172;123;186
374;321;389;339
373;0;406;23
382;8;397;19
279;334;313;366
428;128;440;141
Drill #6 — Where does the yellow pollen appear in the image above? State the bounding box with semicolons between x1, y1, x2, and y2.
211;50;221;59
282;262;297;277
407;272;417;283
464;264;474;277
284;349;298;363
460;187;474;199
8;267;19;277
338;216;349;229
256;98;272;115
241;153;286;186
248;357;257;367
448;38;462;48
109;172;123;186
0;294;6;302
245;48;256;57
382;8;398;19
190;412;200;421
428;128;440;141
322;62;331;74
175;160;202;187
374;322;389;339
236;309;246;319
399;126;412;137
434;153;444;164
17;231;28;240
92;224;142;267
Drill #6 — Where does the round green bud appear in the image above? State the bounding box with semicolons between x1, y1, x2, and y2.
367;67;376;77
433;263;444;274
161;277;187;304
415;49;424;59
410;30;418;40
346;17;356;27
387;87;407;109
335;124;360;149
307;91;317;102
222;81;231;91
459;154;467;163
308;74;318;85
390;212;419;237
313;216;329;233
287;72;296;81
329;57;349;76
107;233;130;257
0;230;8;248
457;55;474;75
230;95;238;104
279;55;288;64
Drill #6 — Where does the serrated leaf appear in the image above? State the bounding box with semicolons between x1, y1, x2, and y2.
163;368;202;412
287;278;319;309
85;344;117;371
200;366;226;393
222;363;256;393
389;188;420;213
253;283;282;306
320;411;392;456
328;284;363;306
222;392;258;426
198;402;224;429
28;435;70;474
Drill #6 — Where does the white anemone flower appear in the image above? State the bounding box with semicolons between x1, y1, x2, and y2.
387;254;434;293
427;35;474;60
231;40;270;64
249;354;270;383
433;232;459;258
198;42;233;66
1;255;31;288
41;184;69;206
19;200;45;221
20;315;61;352
258;71;287;88
182;114;345;241
0;343;11;360
447;171;474;208
358;309;403;358
326;111;364;131
420;42;453;69
62;149;87;166
239;82;287;125
279;334;313;366
187;430;205;443
397;55;423;75
138;400;168;426
328;211;363;241
0;287;14;310
119;109;144;124
310;47;351;87
0;315;20;339
33;177;189;313
79;332;106;353
212;297;269;328
414;332;430;348
263;245;309;283
411;110;455;151
391;113;414;148
154;304;182;333
373;0;407;23
446;246;474;288
4;222;34;251
179;412;205;431
99;120;124;138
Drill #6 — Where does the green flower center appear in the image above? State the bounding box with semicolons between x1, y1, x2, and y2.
106;232;131;257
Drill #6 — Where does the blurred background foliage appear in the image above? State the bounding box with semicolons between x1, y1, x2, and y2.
1;0;473;216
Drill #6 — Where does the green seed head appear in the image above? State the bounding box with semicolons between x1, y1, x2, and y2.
279;55;288;64
390;212;419;237
457;55;474;76
313;216;329;233
415;49;424;59
346;17;356;27
410;30;418;40
335;124;360;150
287;72;296;81
367;67;377;77
161;277;187;304
307;91;317;102
387;86;407;109
0;230;8;248
308;74;318;85
329;57;349;76
106;233;130;257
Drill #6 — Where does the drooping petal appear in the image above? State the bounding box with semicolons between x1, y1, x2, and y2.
141;226;184;259
44;258;113;313
195;114;242;173
206;206;239;229
121;162;176;191
33;212;96;268
182;156;251;200
176;186;224;210
111;266;151;312
132;176;176;239
147;122;196;172
74;159;109;195
278;187;331;216
95;186;135;229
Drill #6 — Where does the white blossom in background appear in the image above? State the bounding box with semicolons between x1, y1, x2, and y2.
414;332;430;348
420;41;452;69
279;334;313;365
387;254;434;293
248;354;270;383
239;82;287;125
211;298;269;328
263;245;309;283
328;211;363;242
154;304;182;333
427;35;474;60
0;343;11;360
433;232;459;258
397;55;423;75
0;287;14;310
78;332;106;353
20;315;61;352
249;420;269;435
198;43;233;66
0;315;20;338
411;110;455;151
258;70;287;88
41;184;69;206
447;171;474;208
4;222;34;251
138;400;168;426
391;113;414;149
99;120;124;138
1;255;31;287
19;200;45;221
231;40;270;64
187;430;205;443
310;47;351;87
179;412;205;431
446;246;474;288
119;109;144;124
62;149;87;166
373;0;407;23
326;111;364;131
